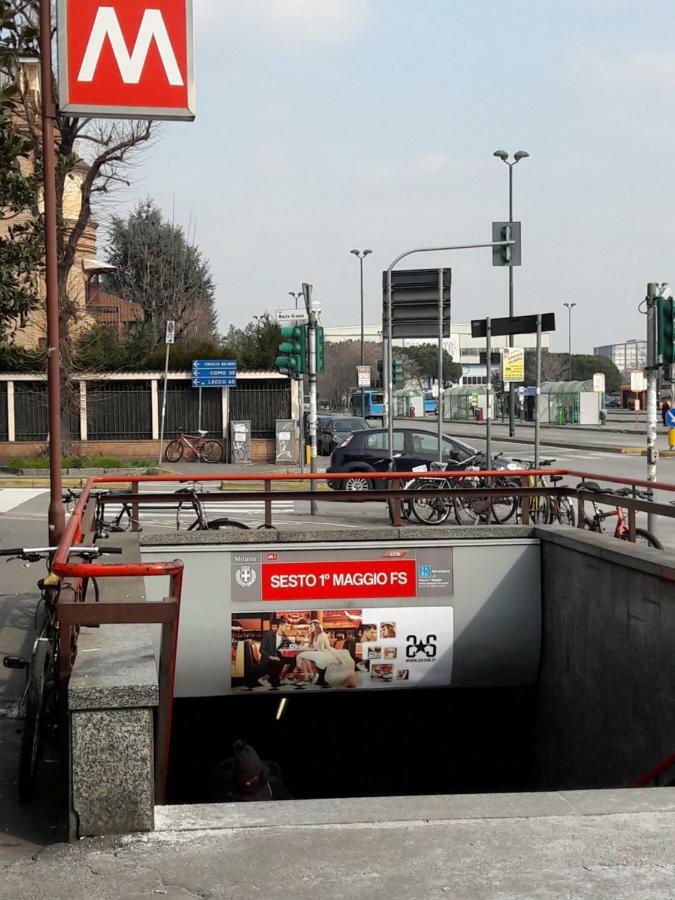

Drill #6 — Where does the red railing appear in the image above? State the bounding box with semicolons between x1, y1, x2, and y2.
631;753;675;788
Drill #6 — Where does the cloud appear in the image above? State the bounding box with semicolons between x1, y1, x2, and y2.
197;0;372;44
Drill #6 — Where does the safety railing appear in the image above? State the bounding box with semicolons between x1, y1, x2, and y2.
631;753;675;788
84;467;675;535
51;478;184;803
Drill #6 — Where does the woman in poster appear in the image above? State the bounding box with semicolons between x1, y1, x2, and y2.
295;620;336;683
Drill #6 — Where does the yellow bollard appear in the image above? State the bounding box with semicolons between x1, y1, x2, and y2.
669;428;675;451
305;444;311;465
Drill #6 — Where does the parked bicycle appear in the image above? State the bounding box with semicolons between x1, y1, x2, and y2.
164;429;224;463
511;458;575;526
1;544;123;800
577;481;662;548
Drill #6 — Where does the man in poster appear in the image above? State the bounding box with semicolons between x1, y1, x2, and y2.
250;619;285;689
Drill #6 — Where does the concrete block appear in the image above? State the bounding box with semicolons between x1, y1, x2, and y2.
71;707;154;836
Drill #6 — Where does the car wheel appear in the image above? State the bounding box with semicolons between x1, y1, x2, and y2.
344;474;371;491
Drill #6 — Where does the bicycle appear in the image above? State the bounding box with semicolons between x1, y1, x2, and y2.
511;458;575;526
164;429;224;464
1;544;123;800
577;481;662;548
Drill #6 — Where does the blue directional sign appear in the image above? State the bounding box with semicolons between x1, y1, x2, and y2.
665;408;675;428
192;359;237;388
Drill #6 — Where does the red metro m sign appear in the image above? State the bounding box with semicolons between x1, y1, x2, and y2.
57;0;195;120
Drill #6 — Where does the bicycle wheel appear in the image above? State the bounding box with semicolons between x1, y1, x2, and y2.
207;518;251;530
202;440;224;463
165;440;184;463
18;637;51;801
489;477;519;524
528;494;551;524
453;476;490;525
628;529;663;550
555;496;576;527
411;481;453;525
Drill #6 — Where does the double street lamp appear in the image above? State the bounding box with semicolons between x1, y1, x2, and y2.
493;149;529;436
350;248;373;416
563;302;577;380
288;290;302;310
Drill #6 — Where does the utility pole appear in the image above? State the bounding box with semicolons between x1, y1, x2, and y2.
534;315;542;469
437;268;444;461
40;0;65;543
304;283;318;516
485;318;492;469
351;249;372;418
158;320;175;466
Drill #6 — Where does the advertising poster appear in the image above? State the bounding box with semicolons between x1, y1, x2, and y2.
230;607;453;694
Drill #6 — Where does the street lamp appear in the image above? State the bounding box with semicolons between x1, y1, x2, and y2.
563;302;576;380
350;248;373;417
288;290;302;310
493;149;529;437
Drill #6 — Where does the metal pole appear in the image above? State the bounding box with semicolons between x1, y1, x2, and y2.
198;387;202;432
568;305;573;380
360;255;366;418
387;269;394;460
485;318;492;470
158;342;170;466
305;284;318;516
40;0;65;543
535;314;542;469
508;163;515;439
646;283;659;535
298;375;305;472
437;268;444;461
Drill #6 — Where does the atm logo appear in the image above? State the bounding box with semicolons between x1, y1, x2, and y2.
58;0;195;120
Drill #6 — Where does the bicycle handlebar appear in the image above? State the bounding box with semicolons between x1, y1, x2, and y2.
0;546;123;561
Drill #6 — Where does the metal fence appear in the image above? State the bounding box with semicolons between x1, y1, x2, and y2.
86;381;152;440
163;381;223;439
0;382;7;441
229;379;290;438
13;381;80;442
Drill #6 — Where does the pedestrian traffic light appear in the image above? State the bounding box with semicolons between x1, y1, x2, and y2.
657;294;675;379
392;358;404;385
492;221;522;267
275;325;306;375
316;326;325;373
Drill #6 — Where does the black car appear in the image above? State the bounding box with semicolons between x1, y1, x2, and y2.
306;414;335;447
326;426;511;491
319;416;369;456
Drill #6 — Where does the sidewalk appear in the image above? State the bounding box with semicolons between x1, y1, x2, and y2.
2;790;675;898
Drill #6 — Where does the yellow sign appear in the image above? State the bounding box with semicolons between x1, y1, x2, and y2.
502;347;525;383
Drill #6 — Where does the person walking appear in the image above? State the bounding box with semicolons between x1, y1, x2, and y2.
661;397;671;427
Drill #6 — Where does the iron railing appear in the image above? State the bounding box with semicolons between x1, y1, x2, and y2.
86;380;152;440
14;381;80;442
163;381;223;439
229;379;290;438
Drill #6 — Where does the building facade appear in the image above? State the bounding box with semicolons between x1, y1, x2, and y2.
594;341;646;376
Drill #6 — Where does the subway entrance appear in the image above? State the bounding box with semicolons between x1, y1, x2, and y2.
167;687;536;803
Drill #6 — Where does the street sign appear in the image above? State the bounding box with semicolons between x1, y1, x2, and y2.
192;359;237;388
57;0;196;121
383;268;451;339
666;408;675;428
592;372;605;393
471;313;555;338
165;319;175;344
357;366;371;388
276;309;308;324
630;371;646;393
502;347;525;383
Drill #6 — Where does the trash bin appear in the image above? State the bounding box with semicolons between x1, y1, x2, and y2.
476;408;484;422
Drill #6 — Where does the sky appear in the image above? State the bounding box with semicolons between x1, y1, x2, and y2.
109;0;675;353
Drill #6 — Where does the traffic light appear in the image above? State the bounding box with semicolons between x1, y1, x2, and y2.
392;358;404;385
316;326;325;373
492;221;522;267
377;359;383;385
275;325;306;375
657;294;675;380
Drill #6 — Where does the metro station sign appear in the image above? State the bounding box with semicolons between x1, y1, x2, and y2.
57;0;195;120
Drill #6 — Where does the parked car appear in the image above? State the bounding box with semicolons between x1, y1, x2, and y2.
326;427;515;491
319;416;369;456
305;414;335;447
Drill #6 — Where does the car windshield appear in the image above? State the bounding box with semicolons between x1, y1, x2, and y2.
450;436;477;457
334;419;366;431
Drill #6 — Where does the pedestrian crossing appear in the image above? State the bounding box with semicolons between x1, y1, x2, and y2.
104;500;296;527
0;489;48;513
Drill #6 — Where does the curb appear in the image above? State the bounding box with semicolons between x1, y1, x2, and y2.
621;449;675;457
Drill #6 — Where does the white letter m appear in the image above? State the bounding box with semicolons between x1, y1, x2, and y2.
77;7;183;86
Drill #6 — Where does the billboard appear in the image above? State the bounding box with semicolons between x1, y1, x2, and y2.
231;607;453;694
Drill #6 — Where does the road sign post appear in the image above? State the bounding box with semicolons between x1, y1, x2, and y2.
303;283;318;516
157;320;175;466
191;359;237;388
